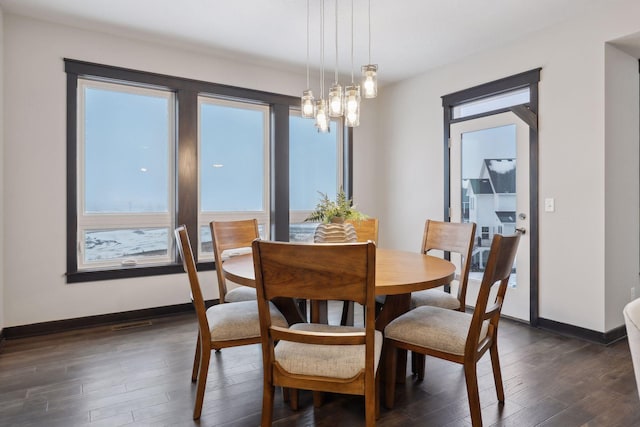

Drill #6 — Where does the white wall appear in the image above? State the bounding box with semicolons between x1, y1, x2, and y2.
2;14;307;327
367;0;640;332
4;2;640;333
0;6;5;333
604;43;640;331
351;101;380;228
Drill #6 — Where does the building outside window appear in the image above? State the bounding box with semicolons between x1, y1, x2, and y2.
481;226;490;240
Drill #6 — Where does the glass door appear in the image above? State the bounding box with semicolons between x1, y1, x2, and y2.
450;111;530;321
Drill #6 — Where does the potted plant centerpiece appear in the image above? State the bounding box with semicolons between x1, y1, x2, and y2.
305;189;367;243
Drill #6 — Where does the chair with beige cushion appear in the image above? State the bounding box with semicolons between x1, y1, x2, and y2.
211;219;261;303
174;225;287;420
624;297;640;400
187;219;259;394
409;220;475;377
252;239;381;426
384;233;520;427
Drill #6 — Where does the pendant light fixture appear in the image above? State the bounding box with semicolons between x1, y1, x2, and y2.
344;0;360;127
361;0;377;99
328;0;344;118
301;0;315;118
315;0;330;133
301;0;375;129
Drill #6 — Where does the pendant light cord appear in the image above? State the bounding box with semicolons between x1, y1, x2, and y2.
306;0;310;89
350;0;354;83
320;0;325;96
334;0;338;84
368;0;371;64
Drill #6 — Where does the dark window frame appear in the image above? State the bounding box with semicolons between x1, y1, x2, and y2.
65;59;352;283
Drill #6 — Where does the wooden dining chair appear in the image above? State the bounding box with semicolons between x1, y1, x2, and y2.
409;220;476;378
383;233;520;427
346;217;379;244
211;219;261;304
174;225;288;420
187;219;260;396
342;218;379;325
252;239;381;427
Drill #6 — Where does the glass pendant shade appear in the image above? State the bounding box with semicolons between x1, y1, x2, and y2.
301;89;315;118
328;84;344;117
344;85;360;127
361;64;378;98
315;99;330;133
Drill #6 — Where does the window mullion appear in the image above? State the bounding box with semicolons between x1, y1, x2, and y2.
176;89;199;258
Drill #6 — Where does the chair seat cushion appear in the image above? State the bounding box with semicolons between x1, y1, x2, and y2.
384;306;488;356
206;300;287;342
411;287;460;310
225;286;257;302
274;323;383;379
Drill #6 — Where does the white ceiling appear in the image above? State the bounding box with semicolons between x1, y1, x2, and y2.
0;0;618;83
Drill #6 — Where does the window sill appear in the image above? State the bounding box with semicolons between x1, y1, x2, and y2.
66;261;215;283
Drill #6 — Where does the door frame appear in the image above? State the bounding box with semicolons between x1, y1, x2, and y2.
441;68;541;326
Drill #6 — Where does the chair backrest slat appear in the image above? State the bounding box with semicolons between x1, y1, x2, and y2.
422;220;476;309
252;241;374;305
211;219;260;302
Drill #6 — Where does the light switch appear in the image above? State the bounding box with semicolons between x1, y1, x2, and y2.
544;198;555;212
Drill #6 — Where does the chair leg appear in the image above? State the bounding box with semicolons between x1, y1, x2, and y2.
340;300;355;326
375;367;381;419
310;300;328;324
282;387;290;402
490;341;505;402
396;349;407;383
374;297;385;317
463;362;482;427
365;375;376;426
313;391;324;408
193;346;211;420
289;388;299;411
191;335;201;383
384;343;398;409
261;383;275;427
410;351;426;380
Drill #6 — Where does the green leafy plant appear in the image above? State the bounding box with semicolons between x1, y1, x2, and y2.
305;189;367;223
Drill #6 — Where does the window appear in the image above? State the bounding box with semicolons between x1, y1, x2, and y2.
77;79;175;270
452;87;530;119
198;97;270;257
289;110;343;242
481;226;490;240
66;59;350;282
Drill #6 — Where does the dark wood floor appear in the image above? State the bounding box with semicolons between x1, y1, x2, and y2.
0;303;638;427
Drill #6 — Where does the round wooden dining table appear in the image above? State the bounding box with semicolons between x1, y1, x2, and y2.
222;247;456;331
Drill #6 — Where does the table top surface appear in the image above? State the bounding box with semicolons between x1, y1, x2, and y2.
222;247;456;296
